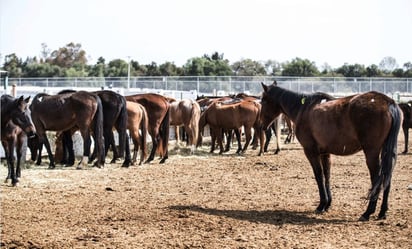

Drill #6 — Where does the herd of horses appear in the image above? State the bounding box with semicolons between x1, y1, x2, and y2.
1;81;412;221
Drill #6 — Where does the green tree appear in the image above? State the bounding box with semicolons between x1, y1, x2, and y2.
231;58;266;76
106;59;129;77
159;61;179;76
2;53;24;77
365;64;381;77
48;42;88;68
281;58;319;76
335;63;366;77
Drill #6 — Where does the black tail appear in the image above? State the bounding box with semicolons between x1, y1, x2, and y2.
116;96;128;158
93;95;105;166
370;103;402;197
158;106;170;161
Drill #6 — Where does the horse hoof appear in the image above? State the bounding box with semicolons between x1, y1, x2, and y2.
76;166;83;170
358;215;369;222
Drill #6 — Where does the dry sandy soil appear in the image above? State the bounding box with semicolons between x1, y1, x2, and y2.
1;134;411;249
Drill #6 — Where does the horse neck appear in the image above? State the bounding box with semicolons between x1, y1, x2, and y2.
277;88;305;122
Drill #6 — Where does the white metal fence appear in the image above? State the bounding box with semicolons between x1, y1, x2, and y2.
2;76;411;100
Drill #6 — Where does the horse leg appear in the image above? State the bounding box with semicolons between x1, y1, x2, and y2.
145;134;157;163
402;127;408;154
63;131;75;166
16;135;24;179
78;131;92;169
304;149;329;213
122;133;131;167
107;130;119;164
359;151;381;221
274;118;281;154
41;135;56;169
209;128;216;153
224;130;231;152
321;154;332;211
6;140;18;186
234;129;242;154
241;128;252;154
264;128;272;152
217;129;225;154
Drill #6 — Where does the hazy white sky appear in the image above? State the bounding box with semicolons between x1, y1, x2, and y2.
1;0;411;68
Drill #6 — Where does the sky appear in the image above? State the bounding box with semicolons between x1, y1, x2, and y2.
1;0;411;69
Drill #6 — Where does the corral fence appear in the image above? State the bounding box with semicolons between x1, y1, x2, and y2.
2;76;412;102
1;76;412;159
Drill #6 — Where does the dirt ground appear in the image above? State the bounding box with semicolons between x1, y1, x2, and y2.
1;134;411;249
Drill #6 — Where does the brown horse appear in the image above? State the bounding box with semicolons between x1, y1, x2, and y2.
126;101;148;165
125;93;170;163
169;98;201;154
398;101;412;154
1;95;36;186
28;91;105;169
260;81;402;221
199;99;263;155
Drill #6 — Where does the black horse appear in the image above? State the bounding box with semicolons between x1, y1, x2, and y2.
1;95;36;186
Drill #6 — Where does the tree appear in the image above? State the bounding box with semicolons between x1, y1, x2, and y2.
379;56;398;74
159;62;179;76
281;58;319;76
48;42;88;68
335;63;366;77
2;53;24;77
106;59;128;77
366;64;381;77
231;58;266;76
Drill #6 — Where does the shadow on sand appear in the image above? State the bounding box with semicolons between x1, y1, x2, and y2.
169;205;349;225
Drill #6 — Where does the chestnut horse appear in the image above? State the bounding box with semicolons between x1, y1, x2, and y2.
169;98;201;154
199;99;263;155
28;91;105;169
125;93;170;163
398;101;412;154
260;81;402;221
125;101;148;165
1;95;36;186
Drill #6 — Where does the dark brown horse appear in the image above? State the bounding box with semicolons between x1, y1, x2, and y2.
169;98;201;154
199;99;263;155
126;101;148;165
28;91;105;169
125;93;170;163
260;81;402;221
398;101;412;154
1;95;36;186
56;89;129;166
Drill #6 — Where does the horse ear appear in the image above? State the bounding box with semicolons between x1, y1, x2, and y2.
261;82;268;92
17;96;24;104
273;80;277;86
24;96;31;103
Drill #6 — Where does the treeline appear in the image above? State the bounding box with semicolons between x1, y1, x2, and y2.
1;42;412;78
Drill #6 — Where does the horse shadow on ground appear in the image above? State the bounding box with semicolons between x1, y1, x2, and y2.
169;205;349;225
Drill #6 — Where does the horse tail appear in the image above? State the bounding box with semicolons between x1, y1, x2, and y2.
190;101;201;147
370;103;402;198
158;103;170;160
93;95;105;165
117;96;128;158
140;105;149;161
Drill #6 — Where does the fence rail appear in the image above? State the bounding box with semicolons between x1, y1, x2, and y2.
2;76;412;101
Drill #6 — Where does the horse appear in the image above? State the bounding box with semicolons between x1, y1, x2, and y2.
125;101;148;165
169;98;201;154
55;89;129;166
28;91;105;169
1;95;36;186
199;99;263;155
260;81;402;221
125;93;170;163
398;101;412;154
196;95;242;152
